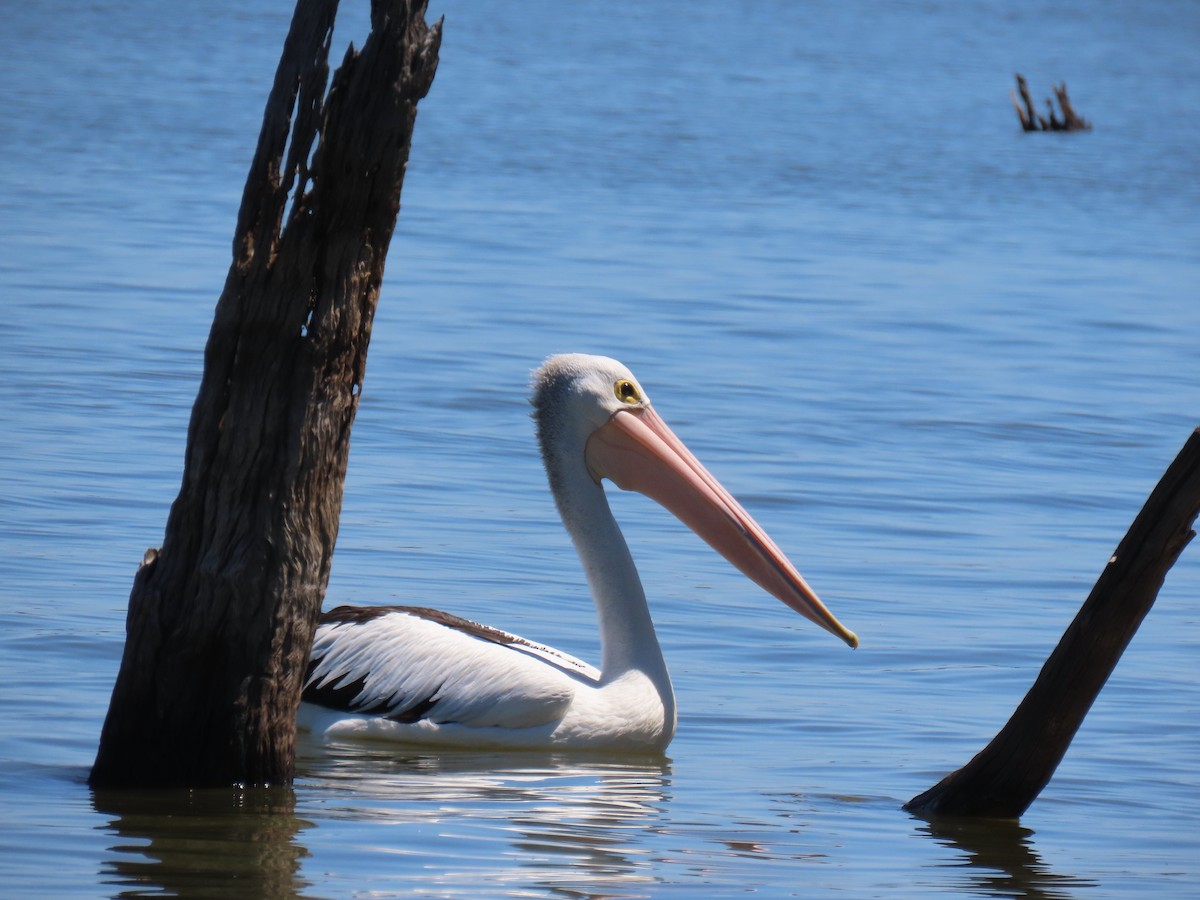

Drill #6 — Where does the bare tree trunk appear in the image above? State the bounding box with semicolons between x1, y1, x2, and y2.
90;0;441;788
1011;73;1042;131
1010;73;1091;132
1052;82;1091;131
906;428;1200;818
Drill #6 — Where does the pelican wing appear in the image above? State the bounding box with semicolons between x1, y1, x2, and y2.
303;605;599;729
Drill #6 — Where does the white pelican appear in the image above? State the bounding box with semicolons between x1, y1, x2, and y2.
299;354;857;751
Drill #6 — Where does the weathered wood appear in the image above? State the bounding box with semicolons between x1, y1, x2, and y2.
906;428;1200;818
1011;73;1091;132
90;0;441;788
1051;82;1090;132
1012;73;1043;132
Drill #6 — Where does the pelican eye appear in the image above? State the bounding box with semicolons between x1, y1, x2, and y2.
614;379;641;404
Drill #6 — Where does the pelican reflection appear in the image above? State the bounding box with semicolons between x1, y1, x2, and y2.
297;735;672;896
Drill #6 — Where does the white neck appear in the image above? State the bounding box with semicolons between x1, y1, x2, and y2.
553;461;673;699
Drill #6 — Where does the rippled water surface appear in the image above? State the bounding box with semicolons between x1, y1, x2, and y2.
1;1;1197;897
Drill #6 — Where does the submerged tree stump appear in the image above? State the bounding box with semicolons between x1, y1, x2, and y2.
1011;73;1091;132
90;0;441;788
907;428;1200;818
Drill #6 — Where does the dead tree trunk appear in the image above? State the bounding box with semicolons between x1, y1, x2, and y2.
1012;73;1044;132
906;428;1200;818
89;0;441;788
1011;73;1091;132
1051;82;1090;132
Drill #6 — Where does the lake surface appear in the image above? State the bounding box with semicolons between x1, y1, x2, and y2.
1;0;1197;896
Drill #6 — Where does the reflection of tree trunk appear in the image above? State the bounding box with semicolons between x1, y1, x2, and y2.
915;816;1090;900
89;0;441;788
93;787;308;898
907;428;1200;817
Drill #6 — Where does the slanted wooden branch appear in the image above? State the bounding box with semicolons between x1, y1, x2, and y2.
907;428;1200;818
90;0;441;788
1011;73;1091;132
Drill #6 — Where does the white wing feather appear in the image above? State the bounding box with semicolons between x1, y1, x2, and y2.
303;608;599;729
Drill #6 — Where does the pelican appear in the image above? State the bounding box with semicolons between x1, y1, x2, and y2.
299;354;857;751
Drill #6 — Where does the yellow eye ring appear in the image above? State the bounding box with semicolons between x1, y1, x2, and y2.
614;379;641;404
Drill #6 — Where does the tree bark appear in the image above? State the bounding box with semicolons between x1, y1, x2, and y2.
90;0;441;788
906;428;1200;818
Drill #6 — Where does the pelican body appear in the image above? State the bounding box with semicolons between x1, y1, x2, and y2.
299;354;856;751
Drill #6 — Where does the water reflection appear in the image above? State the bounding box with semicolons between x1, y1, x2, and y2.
914;814;1097;899
92;785;312;898
297;737;672;897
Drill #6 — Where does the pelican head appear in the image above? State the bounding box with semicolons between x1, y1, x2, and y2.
532;354;858;649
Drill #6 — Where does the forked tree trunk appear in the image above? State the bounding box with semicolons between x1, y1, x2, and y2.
907;428;1200;818
90;0;441;788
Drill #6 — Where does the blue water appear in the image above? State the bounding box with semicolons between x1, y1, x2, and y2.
1;0;1198;896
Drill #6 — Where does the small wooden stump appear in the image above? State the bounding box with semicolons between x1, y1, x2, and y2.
1011;73;1091;132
